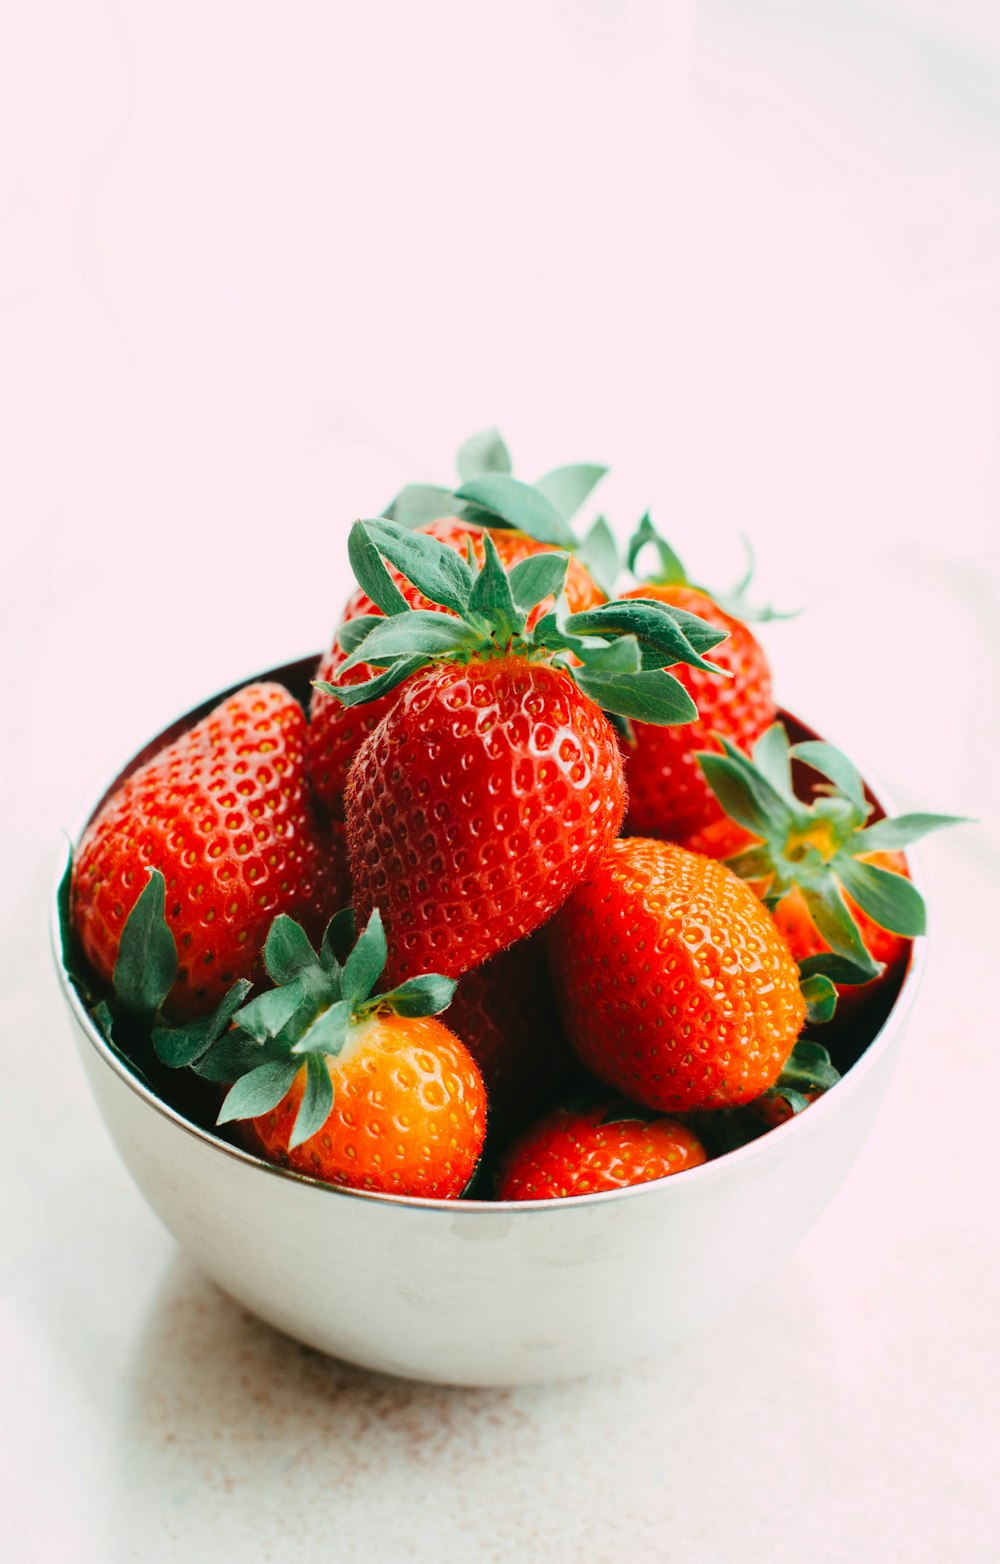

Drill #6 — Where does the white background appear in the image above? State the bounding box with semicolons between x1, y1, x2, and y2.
2;2;998;1560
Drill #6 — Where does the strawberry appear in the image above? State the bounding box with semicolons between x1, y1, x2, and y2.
621;515;777;839
210;909;486;1198
71;683;344;1020
548;837;807;1112
323;515;728;983
308;516;605;815
445;935;570;1127
496;1096;707;1200
693;722;966;1003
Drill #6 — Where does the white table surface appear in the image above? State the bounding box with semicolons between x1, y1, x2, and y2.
2;3;998;1560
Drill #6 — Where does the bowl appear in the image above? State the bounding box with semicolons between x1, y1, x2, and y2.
53;655;922;1386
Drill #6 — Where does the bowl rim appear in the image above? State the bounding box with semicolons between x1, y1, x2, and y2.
52;652;926;1215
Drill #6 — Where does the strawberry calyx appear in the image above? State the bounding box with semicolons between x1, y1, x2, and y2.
695;1039;841;1152
211;906;456;1149
627;512;791;623
383;428;618;594
76;863;457;1152
695;722;967;1015
748;1038;841;1122
317;517;731;729
58;860;252;1089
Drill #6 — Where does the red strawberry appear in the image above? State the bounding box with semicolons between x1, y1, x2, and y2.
213;909;485;1199
349;655;626;983
445;935;570;1127
548;837;807;1112
325;518;725;986
621;517;776;839
72;683;344;1019
496;1097;707;1200
623;584;774;839
692;722;964;1003
308;517;605;815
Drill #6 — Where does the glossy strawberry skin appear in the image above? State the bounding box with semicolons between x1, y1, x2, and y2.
347;655;627;985
680;820;911;977
446;935;571;1128
244;1013;486;1198
72;683;345;1020
622;585;775;840
496;1100;707;1200
549;838;806;1113
308;518;605;816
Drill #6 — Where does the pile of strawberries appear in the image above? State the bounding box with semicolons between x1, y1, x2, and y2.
62;432;960;1202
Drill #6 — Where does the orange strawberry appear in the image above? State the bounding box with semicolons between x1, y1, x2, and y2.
548;838;807;1112
215;909;486;1198
496;1097;707;1200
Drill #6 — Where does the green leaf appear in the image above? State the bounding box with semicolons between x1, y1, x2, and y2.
575;515;618;596
835;857;926;938
321;909;356;971
573;636;641;674
289;1052;335;1149
347;522;410;617
626;512;687;584
454;475;575;547
848;812;969;853
264;916;318;986
576;668;698;725
152;978;252;1069
751;723;794;799
534;463;607;522
530;611;608;663
91;999;114;1041
723;845;773;881
714;534;796;624
361;517;475;615
341;908;388;1008
778;1038;841;1092
655;601;729;658
566;600;725;673
791;740;868;815
193;1029;284;1084
113;870;178;1019
383;483;461;530
217;1057;302;1124
800;972;838;1025
796;875;882;976
291;998;353;1056
758;1086;812;1118
336;615;384;656
339;610;481;675
507;552;570;615
798;952;881;986
314;654;428;709
234;978;315;1044
697;751;798;841
467;530;522;641
375;973;457;1017
456;428;512;482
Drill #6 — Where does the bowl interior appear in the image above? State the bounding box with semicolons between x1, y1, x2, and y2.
56;652;914;1206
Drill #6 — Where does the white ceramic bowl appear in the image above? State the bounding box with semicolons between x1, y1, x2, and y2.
53;656;921;1386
